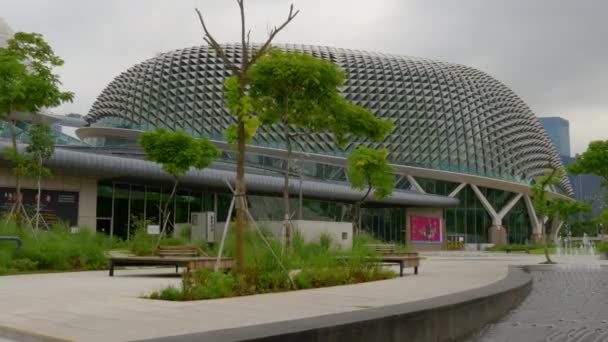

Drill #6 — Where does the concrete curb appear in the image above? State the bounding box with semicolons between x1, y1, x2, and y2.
138;266;532;342
0;324;72;342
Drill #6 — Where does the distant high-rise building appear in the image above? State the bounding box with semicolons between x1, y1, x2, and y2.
539;117;571;157
540;116;606;220
562;155;605;218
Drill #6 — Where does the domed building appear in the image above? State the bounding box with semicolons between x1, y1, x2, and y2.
74;44;571;246
0;43;572;248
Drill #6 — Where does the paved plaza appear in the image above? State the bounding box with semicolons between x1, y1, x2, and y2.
0;253;548;342
473;265;608;341
2;254;606;341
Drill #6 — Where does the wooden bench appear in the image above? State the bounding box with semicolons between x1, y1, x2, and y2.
108;245;232;276
157;245;201;258
364;243;397;254
356;243;424;277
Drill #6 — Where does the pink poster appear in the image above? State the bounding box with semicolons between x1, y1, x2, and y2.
410;216;442;243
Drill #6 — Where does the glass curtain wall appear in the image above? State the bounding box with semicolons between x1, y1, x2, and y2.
96;179;532;243
98;182;355;240
443;182;531;244
360;207;406;243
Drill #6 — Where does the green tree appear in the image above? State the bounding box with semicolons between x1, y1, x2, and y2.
347;147;396;234
594;209;608;235
195;0;299;272
0;32;73;222
568;140;608;186
553;198;591;224
532;169;592;263
139;129;220;241
531;168;563;263
248;50;393;245
25;122;55;231
551;198;591;240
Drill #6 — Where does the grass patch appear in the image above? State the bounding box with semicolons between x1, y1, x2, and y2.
0;221;110;274
0;219;201;275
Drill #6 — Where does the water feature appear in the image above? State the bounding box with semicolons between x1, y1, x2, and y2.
555;233;600;268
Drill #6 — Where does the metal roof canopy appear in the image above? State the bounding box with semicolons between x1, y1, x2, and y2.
71;128;572;201
0;140;458;208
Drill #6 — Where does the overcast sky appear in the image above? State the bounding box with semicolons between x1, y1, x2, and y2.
2;0;606;154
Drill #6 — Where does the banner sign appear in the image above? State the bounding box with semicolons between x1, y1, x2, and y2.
0;187;79;226
410;216;442;243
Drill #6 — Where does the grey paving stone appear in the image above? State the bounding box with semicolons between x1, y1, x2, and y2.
473;266;608;342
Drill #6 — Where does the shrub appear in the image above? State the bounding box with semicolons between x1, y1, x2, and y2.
597;241;608;253
10;258;39;272
150;286;183;301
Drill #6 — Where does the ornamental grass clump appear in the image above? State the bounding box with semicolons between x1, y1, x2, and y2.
149;229;398;301
0;221;109;274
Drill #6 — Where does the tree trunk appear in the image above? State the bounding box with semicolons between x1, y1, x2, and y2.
352;204;361;235
543;223;553;263
235;121;246;272
354;183;373;235
157;177;179;245
8;118;23;225
35;158;42;232
283;130;293;247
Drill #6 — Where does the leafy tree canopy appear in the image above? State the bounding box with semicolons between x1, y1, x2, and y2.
328;97;394;146
552;198;591;222
532;167;590;221
2;147;31;177
224;76;260;144
248;50;345;124
0;32;74;116
139;129;220;177
595;209;608;229
26;122;55;160
347;146;395;201
25;122;54;178
248;50;393;145
568;140;608;186
531;168;564;218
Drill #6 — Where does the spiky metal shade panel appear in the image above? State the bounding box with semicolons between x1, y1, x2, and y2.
87;44;572;195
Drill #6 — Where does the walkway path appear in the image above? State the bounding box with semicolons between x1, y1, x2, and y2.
0;254;550;341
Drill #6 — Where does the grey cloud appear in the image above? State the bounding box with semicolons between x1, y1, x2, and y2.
1;0;606;154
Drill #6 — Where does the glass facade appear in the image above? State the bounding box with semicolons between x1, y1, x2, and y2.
97;177;531;245
0;121;87;146
97;182;358;240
